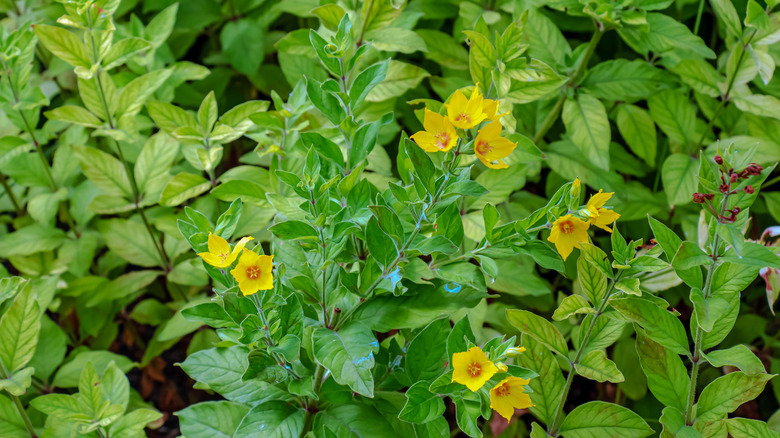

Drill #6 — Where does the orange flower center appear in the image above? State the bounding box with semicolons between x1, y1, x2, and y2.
495;383;511;397
467;362;482;377
559;220;575;234
456;113;470;123
246;265;262;279
476;140;492;156
435;132;450;149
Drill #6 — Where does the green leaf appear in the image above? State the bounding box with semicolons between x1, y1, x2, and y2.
160;172;211;207
649;90;697;149
99;219;163;267
662;154;698;206
0;224;66;258
672;242;712;270
0;283;40;373
176;401;249;438
616;104;657;167
109;408;163;438
710;0;742;38
689;286;729;332
515;338;565;425
179;346;291;405
577;255;608;305
733;95;780;121
563;94;611;171
668;59;722;98
116;69;173;120
73;146;132;198
305;78;345;126
575;350;624;383
635;329;689;412
134;133;179;197
350;60;390;108
726;418;780;438
506;309;568;357
269;220;318;240
0;366;33;396
552;295;595;320
35;24;91;68
618;13;715;59
722;242;780;269
403;139;436;195
406;318;449;383
234;401;305;438
52;350;134;388
581;59;674;101
312;323;378;397
696;372;774;422
609;295;689;355
366;61;430;102
148;101;199;134
614;278;641;296
702;345;765;375
211;179;267;205
221;19;264;76
45;105;103;127
559;401;653;438
29;393;83;421
579;243;613;280
360;0;402;36
453;392;482;438
103;37;152;70
446;316;476;364
400;381;446;424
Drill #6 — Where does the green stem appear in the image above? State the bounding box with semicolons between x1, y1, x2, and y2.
2;61;57;191
532;28;604;145
0;172;24;216
0;365;38;438
694;0;706;35
356;0;375;45
299;364;326;438
548;271;623;436
683;189;730;424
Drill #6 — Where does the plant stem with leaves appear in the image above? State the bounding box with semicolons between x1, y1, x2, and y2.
548;270;624;436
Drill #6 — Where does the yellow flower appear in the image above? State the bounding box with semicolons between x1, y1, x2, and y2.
452;346;498;392
482;98;509;121
496;362;508;372
489;377;534;421
197;233;254;268
584;190;621;232
410;109;458;152
230;249;274;296
474;120;517;169
445;85;487;129
505;346;526;357
548;214;590;261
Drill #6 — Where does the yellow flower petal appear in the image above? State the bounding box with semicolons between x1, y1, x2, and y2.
452;346;498;392
489;377;534;422
548;215;590;261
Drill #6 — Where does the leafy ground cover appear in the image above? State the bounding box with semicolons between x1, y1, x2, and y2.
2;0;780;437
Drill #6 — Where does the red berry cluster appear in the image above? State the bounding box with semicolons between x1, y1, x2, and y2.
692;155;763;223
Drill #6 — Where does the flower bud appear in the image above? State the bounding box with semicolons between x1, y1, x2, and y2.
714;155;723;165
730;173;738;183
505;346;526;357
744;163;763;176
693;193;705;203
704;193;715;201
745;185;755;194
496;362;508;372
719;184;730;193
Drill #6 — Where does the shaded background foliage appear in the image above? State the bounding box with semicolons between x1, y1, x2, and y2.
2;0;780;437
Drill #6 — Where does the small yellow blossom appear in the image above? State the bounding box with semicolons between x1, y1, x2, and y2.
583;190;621;232
445;85;487;129
230;249;274;296
410;109;458;152
548;214;590;261
452;346;498;392
474;120;517;169
482;98;509;121
197;234;254;268
490;377;534;421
